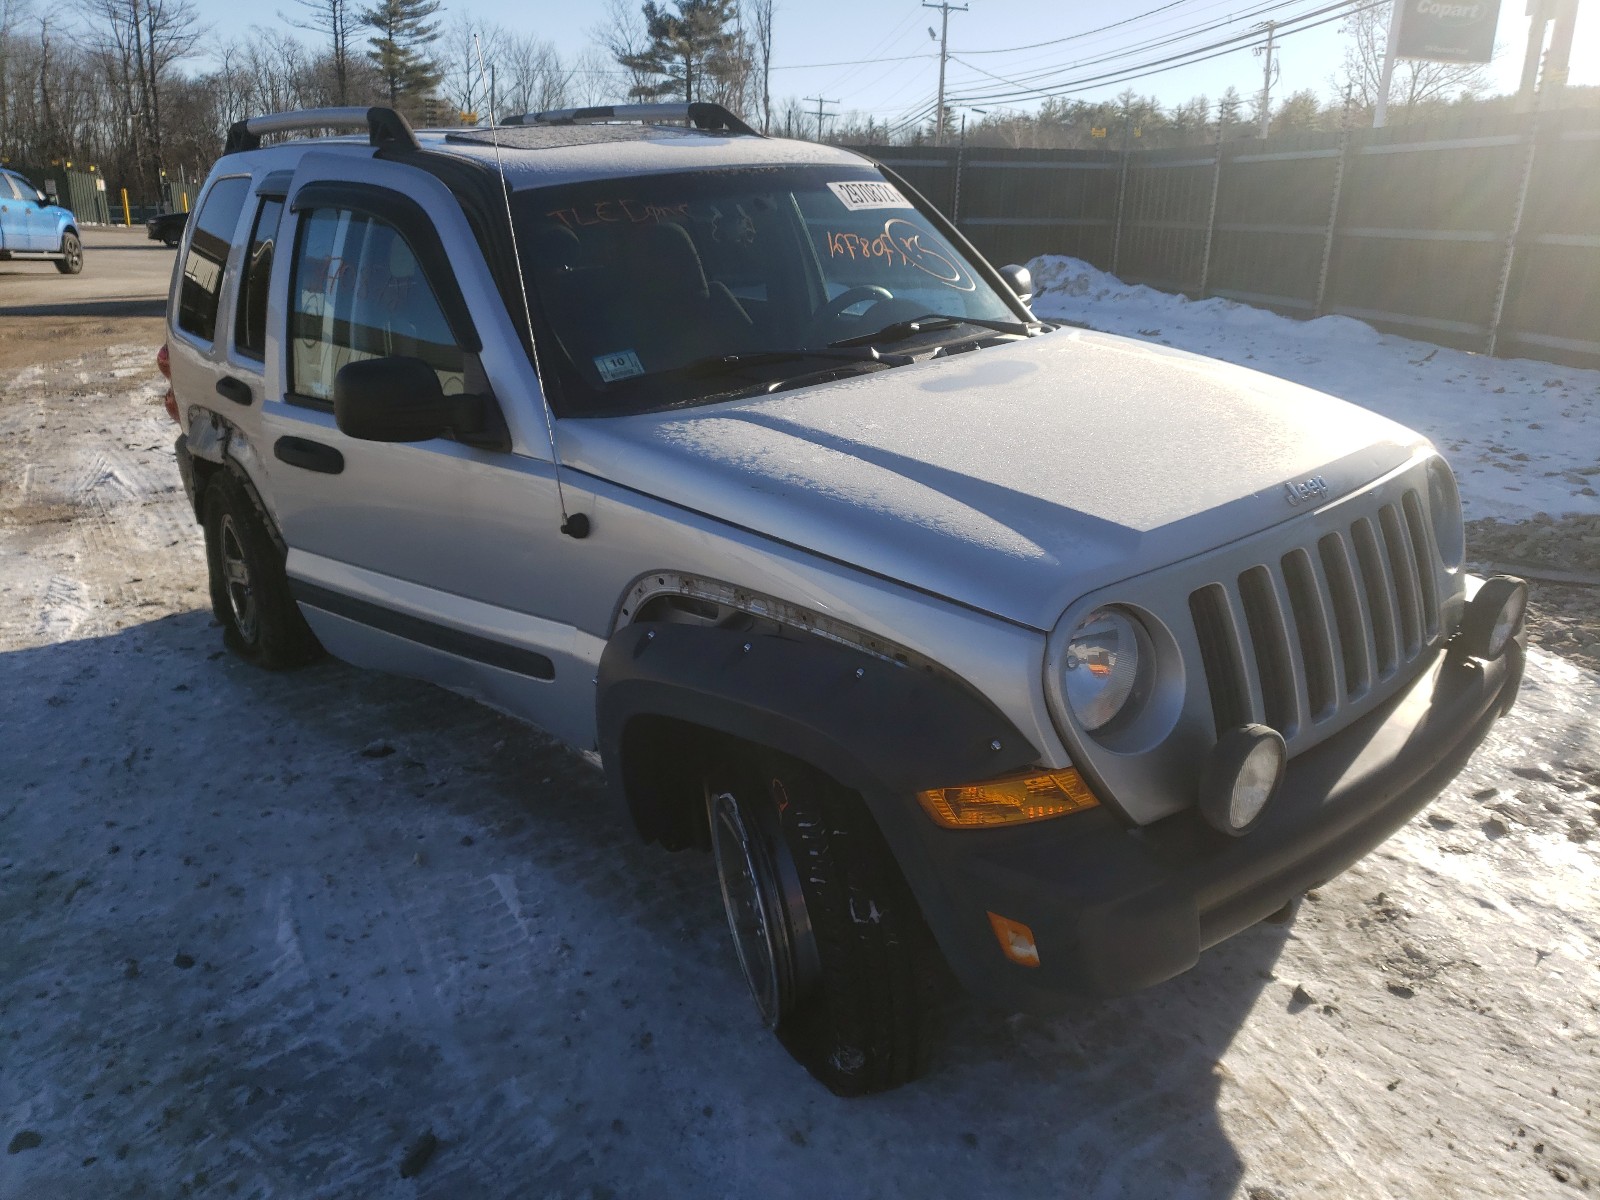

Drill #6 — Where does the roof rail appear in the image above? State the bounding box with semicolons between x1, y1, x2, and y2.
500;102;760;137
223;106;421;155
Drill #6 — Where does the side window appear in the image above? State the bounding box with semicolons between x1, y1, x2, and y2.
288;207;465;404
1;174;22;200
234;196;285;361
177;176;251;343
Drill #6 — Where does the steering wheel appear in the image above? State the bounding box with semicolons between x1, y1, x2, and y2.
811;285;894;329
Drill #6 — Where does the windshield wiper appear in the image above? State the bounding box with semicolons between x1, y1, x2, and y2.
676;345;910;377
828;312;1039;349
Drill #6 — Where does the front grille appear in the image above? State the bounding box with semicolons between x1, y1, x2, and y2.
1189;487;1441;742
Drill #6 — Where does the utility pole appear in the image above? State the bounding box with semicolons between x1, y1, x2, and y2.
1544;0;1581;97
1254;20;1277;139
1373;2;1403;127
923;1;968;145
1519;0;1581;109
803;96;838;142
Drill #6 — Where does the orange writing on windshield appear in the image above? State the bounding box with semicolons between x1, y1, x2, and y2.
547;199;690;230
823;218;973;290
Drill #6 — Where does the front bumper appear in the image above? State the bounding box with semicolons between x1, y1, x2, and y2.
911;637;1524;1014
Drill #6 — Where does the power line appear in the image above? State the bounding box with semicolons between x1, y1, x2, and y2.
943;0;1381;107
953;0;1197;56
944;0;1316;96
770;53;934;72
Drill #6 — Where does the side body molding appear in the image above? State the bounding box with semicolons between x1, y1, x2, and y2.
596;621;1038;840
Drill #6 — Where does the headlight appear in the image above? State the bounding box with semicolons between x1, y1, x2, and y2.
1061;607;1151;732
1426;457;1465;570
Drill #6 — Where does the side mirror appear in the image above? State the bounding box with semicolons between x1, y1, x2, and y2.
335;356;479;444
999;263;1034;305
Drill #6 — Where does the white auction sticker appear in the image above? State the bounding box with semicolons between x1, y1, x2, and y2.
827;180;911;212
594;349;646;382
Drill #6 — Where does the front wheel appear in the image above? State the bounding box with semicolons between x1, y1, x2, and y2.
706;750;935;1095
53;231;83;274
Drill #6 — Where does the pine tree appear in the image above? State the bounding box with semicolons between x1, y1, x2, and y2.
616;0;743;105
361;0;443;111
1217;86;1244;137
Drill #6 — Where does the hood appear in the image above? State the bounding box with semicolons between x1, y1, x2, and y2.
559;328;1425;631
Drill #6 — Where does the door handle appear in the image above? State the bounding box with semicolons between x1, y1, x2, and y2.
215;376;253;406
274;436;344;475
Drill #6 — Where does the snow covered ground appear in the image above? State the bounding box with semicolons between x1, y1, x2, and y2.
1026;256;1600;524
1;305;1597;1198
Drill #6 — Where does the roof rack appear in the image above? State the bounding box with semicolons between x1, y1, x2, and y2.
500;102;759;137
224;106;421;155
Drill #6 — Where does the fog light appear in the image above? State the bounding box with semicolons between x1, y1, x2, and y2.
1198;724;1286;837
1460;575;1527;659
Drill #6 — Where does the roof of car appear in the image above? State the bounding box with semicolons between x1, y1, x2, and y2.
225;118;873;192
428;124;870;189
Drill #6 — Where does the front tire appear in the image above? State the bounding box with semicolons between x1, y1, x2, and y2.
202;471;321;668
707;750;935;1095
53;231;83;274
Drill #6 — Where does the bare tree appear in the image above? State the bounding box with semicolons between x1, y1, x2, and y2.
439;14;502;124
82;0;205;202
748;0;771;133
289;0;354;103
568;45;624;107
1338;2;1489;121
496;33;573;117
591;0;654;102
0;0;30;149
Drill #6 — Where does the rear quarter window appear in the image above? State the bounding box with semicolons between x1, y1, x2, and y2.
177;176;251;344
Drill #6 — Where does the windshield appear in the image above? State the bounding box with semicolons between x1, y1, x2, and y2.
512;164;1022;415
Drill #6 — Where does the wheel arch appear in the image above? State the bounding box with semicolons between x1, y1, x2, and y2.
597;621;1038;853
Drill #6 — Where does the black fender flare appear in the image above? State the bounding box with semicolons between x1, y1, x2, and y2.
596;620;1037;845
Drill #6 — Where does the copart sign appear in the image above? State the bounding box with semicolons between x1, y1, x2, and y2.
1395;0;1502;64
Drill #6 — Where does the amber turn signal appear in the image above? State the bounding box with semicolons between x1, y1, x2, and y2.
916;767;1099;829
987;911;1041;968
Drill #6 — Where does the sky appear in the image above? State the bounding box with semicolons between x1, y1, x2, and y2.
205;0;1600;130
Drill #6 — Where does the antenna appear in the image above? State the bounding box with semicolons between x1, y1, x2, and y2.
472;33;590;539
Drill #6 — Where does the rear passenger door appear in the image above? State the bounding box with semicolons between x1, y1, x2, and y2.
167;175;254;431
218;177;289;411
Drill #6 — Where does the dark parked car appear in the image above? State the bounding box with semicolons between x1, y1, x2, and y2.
146;209;188;247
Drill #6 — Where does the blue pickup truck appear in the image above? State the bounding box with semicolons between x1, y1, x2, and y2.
0;167;83;273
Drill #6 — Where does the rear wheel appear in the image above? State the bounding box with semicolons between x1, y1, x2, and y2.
202;471;321;668
706;749;936;1095
53;231;83;274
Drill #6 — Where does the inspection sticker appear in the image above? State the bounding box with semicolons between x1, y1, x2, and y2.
827;180;911;212
594;349;646;382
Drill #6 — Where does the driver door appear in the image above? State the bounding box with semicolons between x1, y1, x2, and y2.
0;173;24;250
14;176;53;251
255;157;599;748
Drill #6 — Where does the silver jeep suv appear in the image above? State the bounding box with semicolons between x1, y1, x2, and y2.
164;103;1527;1095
